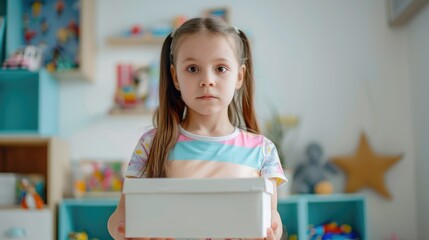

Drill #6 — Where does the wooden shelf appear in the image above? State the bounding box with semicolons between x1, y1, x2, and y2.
0;136;69;239
107;34;165;45
0;137;69;209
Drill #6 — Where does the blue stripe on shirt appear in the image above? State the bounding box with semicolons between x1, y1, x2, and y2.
169;141;262;169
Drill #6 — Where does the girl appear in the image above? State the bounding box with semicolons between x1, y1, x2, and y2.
108;17;287;240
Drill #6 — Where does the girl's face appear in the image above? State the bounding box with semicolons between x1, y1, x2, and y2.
171;32;245;119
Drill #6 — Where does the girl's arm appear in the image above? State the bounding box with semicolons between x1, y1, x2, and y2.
108;194;126;240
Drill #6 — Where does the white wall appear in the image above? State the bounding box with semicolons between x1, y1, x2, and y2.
58;1;419;238
407;4;429;239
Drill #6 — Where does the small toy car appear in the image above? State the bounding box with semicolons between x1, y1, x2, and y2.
2;46;43;71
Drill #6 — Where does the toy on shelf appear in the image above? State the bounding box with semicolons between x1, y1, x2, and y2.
112;61;159;113
292;142;337;194
20;178;44;209
16;174;46;205
72;160;126;198
308;221;359;240
2;46;43;71
115;64;141;108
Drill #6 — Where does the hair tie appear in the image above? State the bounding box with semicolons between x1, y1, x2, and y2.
233;27;240;34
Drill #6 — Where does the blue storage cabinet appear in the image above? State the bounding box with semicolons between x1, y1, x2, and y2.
278;194;367;240
58;198;119;240
0;69;58;135
59;195;366;240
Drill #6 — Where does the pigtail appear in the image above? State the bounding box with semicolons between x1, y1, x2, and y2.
238;30;260;134
144;33;184;178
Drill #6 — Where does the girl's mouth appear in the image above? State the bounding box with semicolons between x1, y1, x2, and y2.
197;95;216;99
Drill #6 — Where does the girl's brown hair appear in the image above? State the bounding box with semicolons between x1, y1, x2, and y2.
144;17;260;178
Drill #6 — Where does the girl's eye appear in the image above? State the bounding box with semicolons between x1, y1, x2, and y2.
187;66;198;73
217;66;228;73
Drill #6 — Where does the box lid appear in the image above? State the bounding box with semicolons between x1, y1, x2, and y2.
123;178;273;194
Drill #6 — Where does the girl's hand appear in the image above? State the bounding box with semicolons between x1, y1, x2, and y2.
270;210;283;239
250;213;282;240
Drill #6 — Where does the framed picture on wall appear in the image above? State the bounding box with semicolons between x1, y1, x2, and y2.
203;7;230;23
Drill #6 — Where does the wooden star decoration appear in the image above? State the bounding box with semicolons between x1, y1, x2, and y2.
330;133;402;199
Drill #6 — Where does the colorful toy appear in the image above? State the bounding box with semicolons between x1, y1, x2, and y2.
308;221;359;240
72;161;125;197
20;178;44;209
2;46;43;71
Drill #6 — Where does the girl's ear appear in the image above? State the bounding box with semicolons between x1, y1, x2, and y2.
170;64;180;90
236;64;246;89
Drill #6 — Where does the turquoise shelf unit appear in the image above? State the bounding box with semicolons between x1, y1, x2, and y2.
58;195;366;240
0;69;59;135
58;198;119;240
278;194;367;240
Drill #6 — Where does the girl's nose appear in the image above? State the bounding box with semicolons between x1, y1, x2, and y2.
200;73;216;87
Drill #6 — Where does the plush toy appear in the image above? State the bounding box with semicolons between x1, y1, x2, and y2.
20;179;44;209
292;142;337;194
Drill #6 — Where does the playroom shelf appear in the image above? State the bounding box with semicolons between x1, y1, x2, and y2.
0;137;69;209
278;194;367;240
57;194;367;240
0;137;69;239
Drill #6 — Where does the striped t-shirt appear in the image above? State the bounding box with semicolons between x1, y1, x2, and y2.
126;126;287;187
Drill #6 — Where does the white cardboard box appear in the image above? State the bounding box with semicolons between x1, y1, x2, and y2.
123;178;273;238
